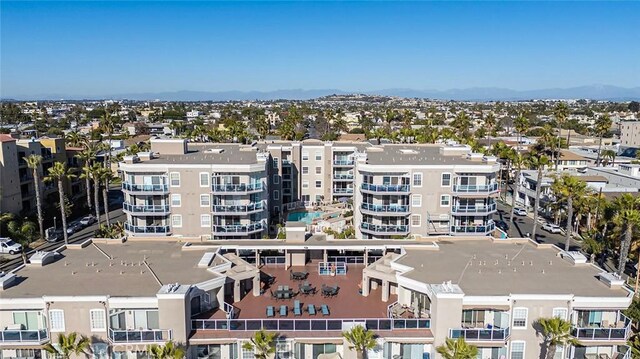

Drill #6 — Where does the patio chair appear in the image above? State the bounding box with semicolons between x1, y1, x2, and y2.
308;304;316;316
294;300;302;316
266;306;274;318
270;290;278;300
290;270;295;280
280;305;288;317
321;304;330;316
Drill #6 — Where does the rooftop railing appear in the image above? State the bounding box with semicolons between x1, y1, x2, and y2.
360;183;410;193
361;203;409;214
212;183;263;193
571;315;632;341
192;318;430;332
108;328;171;343
449;327;510;341
124;223;171;234
123;203;170;214
452;183;499;194
0;329;49;343
122;182;169;193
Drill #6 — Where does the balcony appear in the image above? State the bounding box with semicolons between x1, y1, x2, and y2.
212;201;265;215
333;159;355;166
360;203;410;216
192;318;430;332
360;222;409;236
452;183;499;196
451;203;497;215
450;221;495;235
0;329;49;344
121;182;169;194
449;327;510;342
124;223;171;235
212;183;263;194
333;174;354;181
212;222;264;236
122;203;170;216
572;314;632;341
333;188;354;195
360;183;410;195
108;328;172;343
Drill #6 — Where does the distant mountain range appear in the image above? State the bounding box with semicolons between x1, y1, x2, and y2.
4;85;640;101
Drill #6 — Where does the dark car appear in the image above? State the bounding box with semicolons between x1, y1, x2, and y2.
495;220;510;232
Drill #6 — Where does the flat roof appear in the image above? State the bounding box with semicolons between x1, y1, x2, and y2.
2;241;219;298
396;239;630;298
138;144;262;165
364;145;483;166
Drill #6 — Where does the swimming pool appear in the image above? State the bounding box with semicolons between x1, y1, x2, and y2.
287;211;323;224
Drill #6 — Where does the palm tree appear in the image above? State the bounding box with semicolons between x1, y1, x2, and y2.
601;149;617;167
612;194;640;276
100;111;119;168
342;325;377;359
509;151;525;225
45;162;75;244
551;173;590;251
44;332;91;359
629;334;640;358
527;154;550;240
90;163;103;226
484;112;496;151
553;103;569;170
537;317;579;359
594;115;612;166
436;337;478;359
25;154;44;240
147;341;185;359
242;329;277;359
76;146;96;211
64;129;85;148
514;114;530;154
98;167;116;226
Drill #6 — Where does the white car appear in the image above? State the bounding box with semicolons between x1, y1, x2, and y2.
542;223;563;234
79;216;96;226
0;238;23;255
513;207;527;216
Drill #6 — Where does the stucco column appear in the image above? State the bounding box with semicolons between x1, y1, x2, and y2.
323;249;328;262
382;280;389;302
255;250;261;268
217;286;225;307
234;280;241;302
253;274;261;296
285;249;290;268
361;275;370;297
364;250;369;265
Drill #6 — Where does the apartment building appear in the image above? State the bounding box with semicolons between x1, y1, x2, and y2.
0;236;633;359
619;121;640;148
121;139;500;240
0;135;86;216
119;139;270;239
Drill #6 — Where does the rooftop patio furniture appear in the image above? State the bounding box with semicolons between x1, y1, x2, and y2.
280;305;287;317
299;283;316;295
321;304;330;316
308;304;316;316
291;270;308;281
270;290;278;300
266;306;274;318
294;300;302;316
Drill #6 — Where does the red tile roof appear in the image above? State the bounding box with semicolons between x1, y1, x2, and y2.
0;134;16;143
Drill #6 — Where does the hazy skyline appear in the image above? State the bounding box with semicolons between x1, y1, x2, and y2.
1;1;639;98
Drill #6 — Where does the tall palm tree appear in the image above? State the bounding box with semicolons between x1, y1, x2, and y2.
537;317;579;359
90;163;103;226
45;162;75;244
64;129;85;148
551;173;590;251
436;337;478;359
527;154;550;240
44;332;91;359
147;341;185;359
98;167;116;226
242;329;277;359
484;112;496;151
612;194;640;275
100;111;119;168
601;149;617;167
553;103;569;170
342;325;377;359
509;151;525;225
76;146;96;211
25;154;44;240
514;113;530;154
594;114;612;166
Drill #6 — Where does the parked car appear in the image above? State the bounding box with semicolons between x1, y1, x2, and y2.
513;207;527;216
66;222;84;235
79;215;96;226
0;238;22;254
45;229;63;243
542;223;563;234
495;220;510;232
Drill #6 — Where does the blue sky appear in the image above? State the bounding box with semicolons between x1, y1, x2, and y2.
1;1;639;97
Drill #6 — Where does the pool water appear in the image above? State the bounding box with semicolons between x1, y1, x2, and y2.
287;211;323;224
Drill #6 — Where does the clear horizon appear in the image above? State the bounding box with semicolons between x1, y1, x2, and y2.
1;1;639;98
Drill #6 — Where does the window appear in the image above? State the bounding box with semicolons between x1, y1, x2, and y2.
171;194;181;207
274;190;280;200
411;215;421;227
315;181;322;188
302;151;309;161
199;173;209;187
273;175;280;184
412;194;422;207
89;309;106;331
315;167;322;174
512;308;528;328
302;167;309;175
440;195;450;207
413;173;422;187
172;215;182;228
552;308;568;320
200;194;210;207
201;214;211;227
302;181;309;189
170;172;180;187
315;151;322;160
49;309;65;332
273;157;279;168
510;341;525;359
441;173;451;187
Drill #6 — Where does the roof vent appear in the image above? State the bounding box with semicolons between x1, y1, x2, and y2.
599;272;625;289
122;155;140;164
466;153;484;161
400;149;418;155
29;251;56;266
560;251;588;265
137;152;153;160
0;272;16;290
204;148;225;154
198;252;215;268
483;155;497;163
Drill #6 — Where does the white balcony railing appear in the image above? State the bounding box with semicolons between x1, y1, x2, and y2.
192;318;430;332
449;327;510;341
0;329;49;343
108;328;171;343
